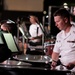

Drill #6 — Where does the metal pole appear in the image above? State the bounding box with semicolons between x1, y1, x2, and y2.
42;16;45;53
17;20;20;46
48;6;51;34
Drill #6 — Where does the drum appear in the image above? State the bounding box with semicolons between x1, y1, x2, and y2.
45;44;54;56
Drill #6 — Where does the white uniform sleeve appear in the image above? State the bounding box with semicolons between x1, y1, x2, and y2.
53;35;61;53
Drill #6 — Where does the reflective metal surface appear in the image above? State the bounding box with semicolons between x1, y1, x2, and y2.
0;59;31;66
13;54;52;67
0;54;52;69
17;54;51;63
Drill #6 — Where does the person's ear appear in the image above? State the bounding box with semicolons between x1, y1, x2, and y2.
64;17;68;23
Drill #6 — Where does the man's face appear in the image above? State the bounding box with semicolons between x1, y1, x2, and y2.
54;16;67;30
29;16;36;24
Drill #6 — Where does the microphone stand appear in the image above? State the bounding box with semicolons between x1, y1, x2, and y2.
16;18;21;47
38;16;46;54
42;16;46;54
19;20;29;54
16;18;28;52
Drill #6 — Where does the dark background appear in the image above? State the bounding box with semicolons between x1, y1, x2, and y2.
0;0;75;36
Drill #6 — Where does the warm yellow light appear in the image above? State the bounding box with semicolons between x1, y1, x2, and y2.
43;11;47;14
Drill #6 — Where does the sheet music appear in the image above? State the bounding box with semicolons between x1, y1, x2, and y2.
2;33;19;53
19;27;28;39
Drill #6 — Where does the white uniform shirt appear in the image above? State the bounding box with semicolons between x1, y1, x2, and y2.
29;23;43;42
53;25;75;66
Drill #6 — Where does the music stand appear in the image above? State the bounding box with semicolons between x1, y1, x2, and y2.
2;32;21;56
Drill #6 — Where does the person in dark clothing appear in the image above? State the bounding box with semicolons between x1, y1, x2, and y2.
0;20;18;63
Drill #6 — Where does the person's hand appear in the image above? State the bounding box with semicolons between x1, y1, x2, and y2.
30;37;35;40
51;60;57;70
66;63;75;70
28;37;35;40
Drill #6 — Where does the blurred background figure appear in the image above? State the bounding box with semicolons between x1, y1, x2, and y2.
28;15;43;45
0;20;17;37
24;15;44;55
0;20;16;63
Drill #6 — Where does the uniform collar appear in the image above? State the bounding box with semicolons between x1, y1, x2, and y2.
61;26;73;39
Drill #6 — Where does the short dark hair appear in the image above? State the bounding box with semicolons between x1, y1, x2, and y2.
53;8;70;20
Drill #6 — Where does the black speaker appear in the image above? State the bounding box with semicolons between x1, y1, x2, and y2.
0;44;12;63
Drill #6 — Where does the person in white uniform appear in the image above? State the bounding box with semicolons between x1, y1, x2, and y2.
24;15;43;54
51;8;75;73
28;15;43;45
